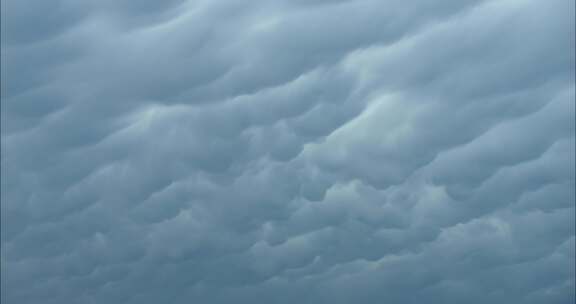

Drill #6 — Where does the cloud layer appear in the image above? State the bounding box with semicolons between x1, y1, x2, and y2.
1;0;574;303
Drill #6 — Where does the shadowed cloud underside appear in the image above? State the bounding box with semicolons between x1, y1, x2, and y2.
1;0;575;303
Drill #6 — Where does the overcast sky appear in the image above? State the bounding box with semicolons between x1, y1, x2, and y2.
1;0;575;303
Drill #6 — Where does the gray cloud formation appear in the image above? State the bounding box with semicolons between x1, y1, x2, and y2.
1;0;574;303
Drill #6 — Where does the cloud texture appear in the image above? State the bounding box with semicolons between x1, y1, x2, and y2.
1;0;574;303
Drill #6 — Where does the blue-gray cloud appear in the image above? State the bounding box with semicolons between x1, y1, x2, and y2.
1;0;574;303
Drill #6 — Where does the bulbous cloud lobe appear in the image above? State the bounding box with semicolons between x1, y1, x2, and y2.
1;0;574;303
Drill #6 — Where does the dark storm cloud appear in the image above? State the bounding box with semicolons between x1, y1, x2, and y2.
1;0;574;303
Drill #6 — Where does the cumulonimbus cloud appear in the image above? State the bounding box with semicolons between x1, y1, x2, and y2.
1;0;574;303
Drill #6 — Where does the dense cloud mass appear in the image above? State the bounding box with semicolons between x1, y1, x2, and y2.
1;0;574;303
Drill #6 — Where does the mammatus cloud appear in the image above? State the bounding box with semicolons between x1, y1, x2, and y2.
1;0;574;303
